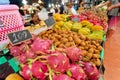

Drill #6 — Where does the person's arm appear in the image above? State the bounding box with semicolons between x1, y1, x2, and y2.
71;7;78;15
95;1;110;8
107;3;120;11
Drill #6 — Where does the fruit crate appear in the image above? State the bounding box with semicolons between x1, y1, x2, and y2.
100;35;106;60
0;5;24;50
99;35;106;80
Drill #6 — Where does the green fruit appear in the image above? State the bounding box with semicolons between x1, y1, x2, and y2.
90;30;105;40
54;25;61;29
63;21;72;30
78;27;91;35
71;22;82;31
90;34;103;40
86;23;94;29
61;27;67;30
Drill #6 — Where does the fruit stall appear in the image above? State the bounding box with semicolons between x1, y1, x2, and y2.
0;5;107;80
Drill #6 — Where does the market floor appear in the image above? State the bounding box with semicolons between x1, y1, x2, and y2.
104;26;120;80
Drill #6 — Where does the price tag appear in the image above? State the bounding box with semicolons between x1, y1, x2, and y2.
44;17;55;27
0;20;4;28
72;17;79;22
7;30;32;45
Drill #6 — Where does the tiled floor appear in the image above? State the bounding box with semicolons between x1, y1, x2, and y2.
104;26;120;80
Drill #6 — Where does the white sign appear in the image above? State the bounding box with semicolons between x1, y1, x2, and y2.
38;12;49;21
62;0;68;3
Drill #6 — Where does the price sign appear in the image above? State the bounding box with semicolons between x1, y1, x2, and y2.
7;30;32;45
0;20;4;28
44;17;55;27
72;17;79;22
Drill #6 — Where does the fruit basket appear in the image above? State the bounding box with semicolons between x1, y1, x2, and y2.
0;5;24;50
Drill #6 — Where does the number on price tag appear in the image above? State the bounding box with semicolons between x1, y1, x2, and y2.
44;17;55;27
7;30;32;45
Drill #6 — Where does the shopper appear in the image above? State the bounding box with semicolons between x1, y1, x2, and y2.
66;3;78;15
60;4;64;14
96;0;120;38
39;3;47;13
50;7;55;14
38;3;48;20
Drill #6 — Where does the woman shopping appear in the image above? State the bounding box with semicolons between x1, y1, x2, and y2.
96;0;120;38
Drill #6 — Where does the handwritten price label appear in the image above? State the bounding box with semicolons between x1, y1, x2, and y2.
7;30;32;45
44;17;55;27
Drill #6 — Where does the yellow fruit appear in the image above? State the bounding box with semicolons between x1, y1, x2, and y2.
86;23;94;29
54;25;61;29
91;25;103;31
54;13;62;21
56;21;64;27
5;73;24;80
40;21;46;26
81;20;90;26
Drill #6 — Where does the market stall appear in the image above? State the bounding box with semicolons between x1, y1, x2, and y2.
0;4;107;80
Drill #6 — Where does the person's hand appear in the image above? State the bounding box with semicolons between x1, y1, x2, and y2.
107;5;114;11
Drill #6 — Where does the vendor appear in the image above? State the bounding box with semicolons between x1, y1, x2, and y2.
96;0;120;38
66;3;78;15
30;12;40;25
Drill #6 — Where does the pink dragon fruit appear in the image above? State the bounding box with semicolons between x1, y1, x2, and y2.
25;39;33;45
53;74;74;80
19;43;26;51
25;49;36;59
10;46;22;57
21;65;31;80
31;61;48;80
83;62;100;80
69;64;86;80
47;52;70;73
31;38;52;54
17;54;27;63
66;47;82;62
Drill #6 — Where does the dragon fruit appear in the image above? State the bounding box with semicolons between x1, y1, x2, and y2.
31;61;48;80
17;54;27;63
26;49;36;59
21;65;31;80
31;38;52;54
66;47;82;62
69;64;86;80
25;39;33;45
47;52;70;73
10;46;22;57
19;43;26;51
83;62;100;80
53;74;74;80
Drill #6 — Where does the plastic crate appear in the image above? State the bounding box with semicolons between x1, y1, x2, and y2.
0;5;24;50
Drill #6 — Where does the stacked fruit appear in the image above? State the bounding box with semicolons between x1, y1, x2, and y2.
54;20;105;40
8;37;100;80
39;29;103;66
53;13;71;22
78;9;108;29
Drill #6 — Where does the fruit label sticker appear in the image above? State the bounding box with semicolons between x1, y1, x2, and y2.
44;17;56;27
0;20;4;28
7;30;32;45
72;16;79;22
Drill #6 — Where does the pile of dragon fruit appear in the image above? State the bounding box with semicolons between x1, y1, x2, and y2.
9;37;100;80
71;11;108;30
